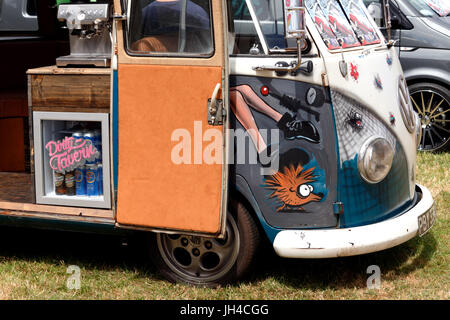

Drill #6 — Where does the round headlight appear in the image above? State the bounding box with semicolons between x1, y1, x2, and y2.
414;112;422;149
358;137;395;183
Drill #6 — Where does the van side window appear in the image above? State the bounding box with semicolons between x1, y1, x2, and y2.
127;0;214;56
228;0;260;54
229;0;294;55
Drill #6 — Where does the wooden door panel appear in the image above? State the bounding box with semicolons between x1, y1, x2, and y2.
116;64;223;234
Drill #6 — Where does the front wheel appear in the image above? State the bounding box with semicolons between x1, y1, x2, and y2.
409;82;449;152
149;201;260;287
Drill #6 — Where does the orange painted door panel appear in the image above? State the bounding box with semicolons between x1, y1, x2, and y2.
116;65;225;235
114;0;227;235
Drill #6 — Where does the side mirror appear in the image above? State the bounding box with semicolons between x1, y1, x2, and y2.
390;13;401;28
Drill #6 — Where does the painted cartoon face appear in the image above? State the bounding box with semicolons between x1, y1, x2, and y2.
265;164;323;212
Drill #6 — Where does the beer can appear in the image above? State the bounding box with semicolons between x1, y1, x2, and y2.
65;171;76;196
94;129;102;162
75;165;87;196
83;131;96;164
85;163;98;196
97;163;103;196
72;131;84;140
54;172;65;195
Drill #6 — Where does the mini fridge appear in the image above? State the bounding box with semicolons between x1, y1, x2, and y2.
33;112;111;209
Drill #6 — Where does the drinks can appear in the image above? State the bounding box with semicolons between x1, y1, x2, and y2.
65;171;75;196
86;163;98;196
94;129;102;162
72;131;84;140
55;172;65;195
75;165;87;196
83;131;96;164
97;163;103;196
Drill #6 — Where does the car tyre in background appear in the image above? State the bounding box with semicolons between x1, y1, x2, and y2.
149;200;260;287
409;82;449;152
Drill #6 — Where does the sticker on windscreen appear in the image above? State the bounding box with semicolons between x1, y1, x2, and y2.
321;0;361;48
340;0;380;45
305;0;341;50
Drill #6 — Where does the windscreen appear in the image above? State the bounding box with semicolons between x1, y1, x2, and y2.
305;0;380;50
340;0;380;45
231;0;381;54
420;0;450;17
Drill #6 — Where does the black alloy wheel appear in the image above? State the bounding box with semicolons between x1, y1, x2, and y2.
409;82;449;152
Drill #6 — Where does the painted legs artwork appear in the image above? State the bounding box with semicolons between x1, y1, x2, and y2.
229;84;321;154
229;83;326;214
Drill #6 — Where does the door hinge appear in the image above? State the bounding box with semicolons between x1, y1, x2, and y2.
112;13;127;21
321;72;329;87
333;202;344;215
207;99;225;126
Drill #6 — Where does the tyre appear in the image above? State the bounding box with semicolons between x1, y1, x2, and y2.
409;82;450;152
149;201;260;287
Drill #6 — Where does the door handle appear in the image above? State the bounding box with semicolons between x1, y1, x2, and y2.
210;83;221;113
208;83;224;126
253;60;313;76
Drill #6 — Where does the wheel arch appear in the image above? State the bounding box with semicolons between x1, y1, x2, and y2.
230;174;281;244
405;72;450;89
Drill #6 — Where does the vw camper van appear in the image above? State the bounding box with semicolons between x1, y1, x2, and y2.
0;0;435;287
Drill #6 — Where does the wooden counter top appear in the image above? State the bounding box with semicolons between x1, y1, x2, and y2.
27;65;111;112
27;65;112;75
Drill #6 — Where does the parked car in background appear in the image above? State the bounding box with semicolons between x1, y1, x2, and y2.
421;0;450;24
364;0;450;151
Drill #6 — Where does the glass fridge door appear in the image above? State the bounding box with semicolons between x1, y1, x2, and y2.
33;112;111;209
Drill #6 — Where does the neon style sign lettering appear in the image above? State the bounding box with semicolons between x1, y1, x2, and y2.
45;137;99;173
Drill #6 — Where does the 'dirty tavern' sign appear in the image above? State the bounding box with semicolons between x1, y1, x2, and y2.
45;136;99;173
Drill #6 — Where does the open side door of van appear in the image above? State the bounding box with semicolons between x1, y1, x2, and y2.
114;0;228;237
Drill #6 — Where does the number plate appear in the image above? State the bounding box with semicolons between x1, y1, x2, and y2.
417;203;437;237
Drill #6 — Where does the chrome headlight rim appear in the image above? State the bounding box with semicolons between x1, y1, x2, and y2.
357;136;395;184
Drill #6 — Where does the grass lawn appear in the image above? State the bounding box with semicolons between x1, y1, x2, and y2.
0;152;448;300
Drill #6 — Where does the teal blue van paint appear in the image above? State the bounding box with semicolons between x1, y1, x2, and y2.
337;144;414;228
329;90;415;228
234;175;280;243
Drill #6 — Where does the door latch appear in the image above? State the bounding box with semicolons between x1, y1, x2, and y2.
333;202;344;215
207;83;225;126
